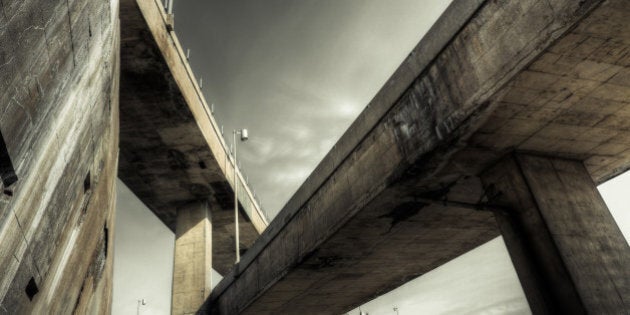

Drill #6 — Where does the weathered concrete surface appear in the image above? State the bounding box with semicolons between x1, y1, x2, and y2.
172;201;213;315
469;0;630;184
206;0;630;314
119;0;267;274
482;154;630;314
0;0;120;313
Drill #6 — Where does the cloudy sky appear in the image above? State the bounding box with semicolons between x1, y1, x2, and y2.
112;1;630;314
172;0;452;217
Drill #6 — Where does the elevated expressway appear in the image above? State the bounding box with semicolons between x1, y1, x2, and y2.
118;0;268;313
204;1;630;314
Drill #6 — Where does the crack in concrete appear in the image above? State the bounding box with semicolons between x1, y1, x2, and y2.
10;207;44;286
16;25;43;47
0;56;14;70
39;5;62;64
64;0;77;67
36;77;43;97
12;210;30;250
0;0;6;23
11;93;33;127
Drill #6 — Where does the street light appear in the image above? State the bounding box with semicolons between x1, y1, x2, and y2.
165;0;173;14
233;129;248;263
136;299;146;315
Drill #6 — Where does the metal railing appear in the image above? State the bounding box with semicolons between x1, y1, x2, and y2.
157;0;270;224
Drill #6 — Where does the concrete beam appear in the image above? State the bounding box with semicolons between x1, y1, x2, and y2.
481;154;630;313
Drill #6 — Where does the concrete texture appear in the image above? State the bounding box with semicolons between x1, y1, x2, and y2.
482;154;630;314
118;0;267;274
172;202;212;315
470;0;630;184
206;0;630;314
0;0;119;313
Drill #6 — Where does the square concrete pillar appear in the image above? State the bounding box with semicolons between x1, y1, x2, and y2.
172;201;212;315
481;154;630;314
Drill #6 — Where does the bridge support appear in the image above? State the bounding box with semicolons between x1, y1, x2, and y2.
172;201;212;315
481;154;630;314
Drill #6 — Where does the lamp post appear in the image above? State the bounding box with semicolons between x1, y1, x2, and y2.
233;129;248;263
136;299;146;315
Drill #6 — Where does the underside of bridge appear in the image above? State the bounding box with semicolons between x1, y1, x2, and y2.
118;0;270;313
118;0;268;278
205;0;630;314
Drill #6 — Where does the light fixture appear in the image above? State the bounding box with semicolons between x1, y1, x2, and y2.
136;299;147;315
233;129;249;263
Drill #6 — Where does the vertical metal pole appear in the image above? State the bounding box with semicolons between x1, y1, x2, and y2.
167;0;173;14
234;130;240;263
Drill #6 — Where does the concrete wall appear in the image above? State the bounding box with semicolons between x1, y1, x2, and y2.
0;0;119;313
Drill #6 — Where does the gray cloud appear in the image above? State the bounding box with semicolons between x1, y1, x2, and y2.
174;0;451;217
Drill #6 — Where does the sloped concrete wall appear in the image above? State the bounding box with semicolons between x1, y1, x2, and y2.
0;0;119;313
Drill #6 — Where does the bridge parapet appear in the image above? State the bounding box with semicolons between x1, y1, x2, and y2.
119;0;268;277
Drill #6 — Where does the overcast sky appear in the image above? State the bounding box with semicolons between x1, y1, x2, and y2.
348;172;630;315
112;1;630;314
173;0;452;218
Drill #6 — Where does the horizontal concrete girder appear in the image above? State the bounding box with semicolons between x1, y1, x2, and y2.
206;0;630;313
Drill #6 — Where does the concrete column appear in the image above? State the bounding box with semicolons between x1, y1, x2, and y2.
172;201;212;315
481;154;630;314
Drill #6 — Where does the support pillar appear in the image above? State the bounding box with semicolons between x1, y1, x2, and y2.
172;201;212;315
481;154;630;314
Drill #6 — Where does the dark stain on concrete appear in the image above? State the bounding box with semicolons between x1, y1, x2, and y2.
83;171;91;192
379;201;428;233
167;149;189;170
189;183;210;197
416;181;456;200
25;277;38;301
303;255;344;270
0;129;17;187
210;181;234;210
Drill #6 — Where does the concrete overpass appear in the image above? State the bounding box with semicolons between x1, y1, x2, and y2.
1;0;628;313
201;0;630;314
118;0;268;313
